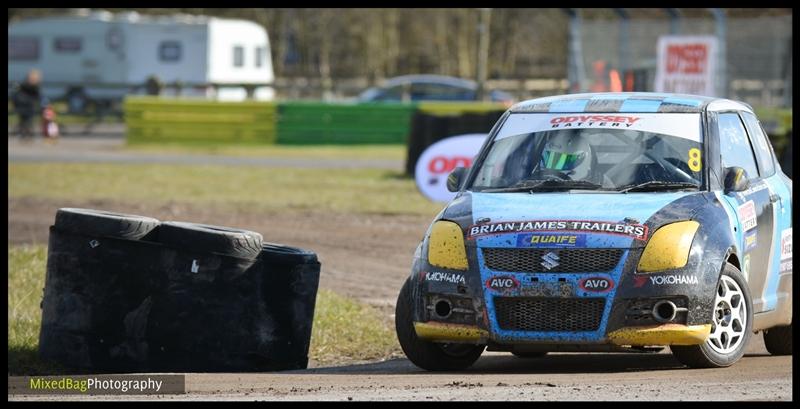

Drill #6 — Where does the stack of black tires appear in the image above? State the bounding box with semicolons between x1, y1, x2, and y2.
39;208;320;372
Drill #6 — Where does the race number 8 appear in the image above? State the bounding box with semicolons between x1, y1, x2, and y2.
688;148;702;172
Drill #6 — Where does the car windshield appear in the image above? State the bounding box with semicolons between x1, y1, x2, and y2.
469;113;704;192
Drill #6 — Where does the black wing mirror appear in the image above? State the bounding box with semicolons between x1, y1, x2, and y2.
724;166;750;193
447;167;467;192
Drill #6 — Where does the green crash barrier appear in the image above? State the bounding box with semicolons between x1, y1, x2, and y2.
275;102;417;145
125;97;277;145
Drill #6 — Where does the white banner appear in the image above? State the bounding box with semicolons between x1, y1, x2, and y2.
654;35;718;96
495;113;702;142
415;134;487;203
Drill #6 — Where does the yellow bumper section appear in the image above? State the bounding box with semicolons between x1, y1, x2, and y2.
413;322;489;342
608;323;711;346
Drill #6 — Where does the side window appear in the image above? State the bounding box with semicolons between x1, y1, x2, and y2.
255;46;264;68
410;83;472;101
233;46;245;67
158;41;181;62
375;85;403;101
9;36;39;61
53;36;82;53
718;112;760;180
740;111;776;177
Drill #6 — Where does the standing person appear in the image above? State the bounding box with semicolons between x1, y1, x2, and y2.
11;69;47;142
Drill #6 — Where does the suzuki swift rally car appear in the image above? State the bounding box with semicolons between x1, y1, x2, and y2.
396;92;793;370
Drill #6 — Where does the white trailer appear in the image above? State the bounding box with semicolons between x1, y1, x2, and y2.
8;10;275;105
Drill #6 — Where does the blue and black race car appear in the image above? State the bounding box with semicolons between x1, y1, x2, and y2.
396;92;793;369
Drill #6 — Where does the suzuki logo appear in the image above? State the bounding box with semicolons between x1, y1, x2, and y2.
541;252;560;270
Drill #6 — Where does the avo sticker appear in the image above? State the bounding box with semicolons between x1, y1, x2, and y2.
486;276;519;291
578;276;614;293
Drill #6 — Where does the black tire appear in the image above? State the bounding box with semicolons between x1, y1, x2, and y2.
54;208;160;240
259;242;319;265
158;221;263;259
395;278;484;371
511;351;548;358
763;323;792;355
670;263;753;368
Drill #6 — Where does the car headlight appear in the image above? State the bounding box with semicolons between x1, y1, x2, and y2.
428;220;468;270
637;221;700;273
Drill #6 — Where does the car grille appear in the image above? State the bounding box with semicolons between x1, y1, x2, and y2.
482;248;624;273
494;297;606;332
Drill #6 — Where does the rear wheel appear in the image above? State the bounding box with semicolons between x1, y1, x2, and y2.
763;323;792;355
671;263;752;368
395;279;484;371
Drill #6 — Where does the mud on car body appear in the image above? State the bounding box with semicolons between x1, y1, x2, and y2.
395;92;793;370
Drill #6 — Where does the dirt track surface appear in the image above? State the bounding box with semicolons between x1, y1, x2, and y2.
7;137;403;170
9;348;792;401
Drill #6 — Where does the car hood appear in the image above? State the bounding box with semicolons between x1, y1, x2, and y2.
466;191;700;248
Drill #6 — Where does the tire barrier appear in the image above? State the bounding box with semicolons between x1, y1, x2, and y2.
39;208;320;372
405;110;504;177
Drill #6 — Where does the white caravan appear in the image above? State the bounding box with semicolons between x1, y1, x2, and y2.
8;10;275;104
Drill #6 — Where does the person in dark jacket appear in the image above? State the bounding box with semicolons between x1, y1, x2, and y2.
12;69;47;141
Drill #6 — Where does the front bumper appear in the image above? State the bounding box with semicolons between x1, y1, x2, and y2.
411;242;717;347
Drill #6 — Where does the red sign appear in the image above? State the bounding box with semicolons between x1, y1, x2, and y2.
655;35;718;96
666;44;708;74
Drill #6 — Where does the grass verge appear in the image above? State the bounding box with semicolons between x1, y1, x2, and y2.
9;163;442;216
309;289;401;365
125;143;407;160
8;245;400;375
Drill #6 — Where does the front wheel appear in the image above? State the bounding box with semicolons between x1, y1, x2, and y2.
395;279;484;371
671;262;753;368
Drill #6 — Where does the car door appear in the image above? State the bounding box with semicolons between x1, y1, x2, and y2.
716;111;776;313
740;111;792;313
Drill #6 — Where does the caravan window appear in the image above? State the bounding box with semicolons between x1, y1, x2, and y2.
255;46;265;68
54;37;82;53
233;46;245;67
9;36;39;61
159;41;182;62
